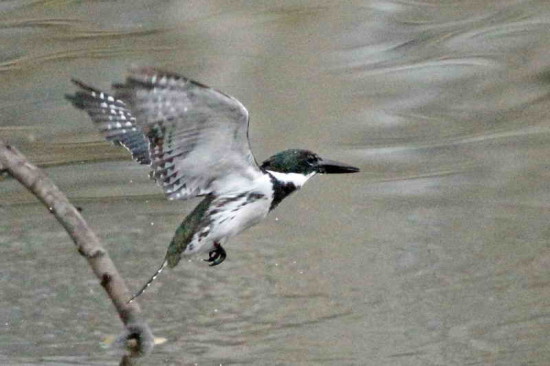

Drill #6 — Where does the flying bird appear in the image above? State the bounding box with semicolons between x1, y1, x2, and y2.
66;67;359;302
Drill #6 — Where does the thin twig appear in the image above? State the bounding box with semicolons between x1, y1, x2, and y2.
0;139;154;357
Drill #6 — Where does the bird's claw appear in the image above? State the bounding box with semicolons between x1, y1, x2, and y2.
204;243;226;266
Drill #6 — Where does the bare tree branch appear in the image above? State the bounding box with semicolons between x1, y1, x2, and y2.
0;139;154;358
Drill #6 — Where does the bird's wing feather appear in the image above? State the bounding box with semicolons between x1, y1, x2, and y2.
70;67;261;200
66;80;151;165
113;67;261;200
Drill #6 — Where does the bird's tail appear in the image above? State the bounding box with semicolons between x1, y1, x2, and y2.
127;259;168;303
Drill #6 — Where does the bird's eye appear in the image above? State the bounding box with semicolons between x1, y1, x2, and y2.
306;156;317;164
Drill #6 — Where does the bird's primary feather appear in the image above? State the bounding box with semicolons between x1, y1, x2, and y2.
113;67;261;200
67;67;262;201
65;79;151;165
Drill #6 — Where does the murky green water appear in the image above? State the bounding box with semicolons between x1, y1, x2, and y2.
1;1;549;365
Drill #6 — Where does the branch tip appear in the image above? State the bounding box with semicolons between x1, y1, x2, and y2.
0;139;155;358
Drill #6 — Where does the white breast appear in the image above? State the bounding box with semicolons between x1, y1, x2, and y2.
215;174;273;237
184;174;274;255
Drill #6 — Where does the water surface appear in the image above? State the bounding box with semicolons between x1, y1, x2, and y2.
0;1;549;365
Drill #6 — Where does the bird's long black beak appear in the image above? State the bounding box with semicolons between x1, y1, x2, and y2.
318;158;360;174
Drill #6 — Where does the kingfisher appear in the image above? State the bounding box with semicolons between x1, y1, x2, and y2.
66;67;359;302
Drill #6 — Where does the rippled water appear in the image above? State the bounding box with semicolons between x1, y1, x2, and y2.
1;1;549;365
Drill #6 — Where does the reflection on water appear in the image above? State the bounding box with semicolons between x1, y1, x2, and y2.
1;1;549;365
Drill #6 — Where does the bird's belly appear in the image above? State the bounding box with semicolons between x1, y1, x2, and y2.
183;194;271;255
184;175;274;255
212;197;271;240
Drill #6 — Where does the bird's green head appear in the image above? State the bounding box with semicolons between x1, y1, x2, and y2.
260;149;359;175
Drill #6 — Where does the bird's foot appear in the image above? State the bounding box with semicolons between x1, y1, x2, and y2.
204;242;226;266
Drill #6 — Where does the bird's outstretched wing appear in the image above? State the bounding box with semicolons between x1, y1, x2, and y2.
67;67;261;200
66;79;151;165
